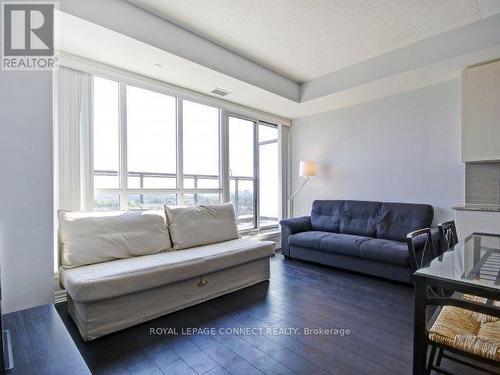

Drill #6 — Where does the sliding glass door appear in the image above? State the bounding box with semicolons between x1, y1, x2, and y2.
258;123;279;228
228;116;256;230
227;117;280;231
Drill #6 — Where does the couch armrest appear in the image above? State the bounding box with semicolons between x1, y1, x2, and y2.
280;216;312;234
279;216;312;257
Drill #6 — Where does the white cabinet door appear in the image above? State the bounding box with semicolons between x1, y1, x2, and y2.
462;60;500;162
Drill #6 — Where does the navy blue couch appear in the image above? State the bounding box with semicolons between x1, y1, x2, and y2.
280;200;434;283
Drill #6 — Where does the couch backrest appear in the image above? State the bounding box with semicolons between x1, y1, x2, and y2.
310;200;379;237
376;202;434;241
58;209;172;269
310;200;433;242
165;203;239;250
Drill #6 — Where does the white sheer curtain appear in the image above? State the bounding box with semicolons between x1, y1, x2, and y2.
279;124;290;220
54;66;92;212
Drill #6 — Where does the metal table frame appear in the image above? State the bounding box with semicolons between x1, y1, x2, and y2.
413;233;500;374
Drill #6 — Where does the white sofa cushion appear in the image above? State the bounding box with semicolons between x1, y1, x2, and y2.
60;238;274;302
165;203;239;250
58;210;172;268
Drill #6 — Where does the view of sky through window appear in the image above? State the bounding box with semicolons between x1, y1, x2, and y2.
92;77;279;230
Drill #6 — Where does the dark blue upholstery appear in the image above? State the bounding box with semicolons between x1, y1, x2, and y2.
311;200;380;236
289;232;369;257
288;231;329;250
376;202;434;242
289;245;413;283
280;216;312;234
358;238;410;266
279;216;312;257
280;200;434;282
310;200;344;232
320;233;370;257
310;200;433;240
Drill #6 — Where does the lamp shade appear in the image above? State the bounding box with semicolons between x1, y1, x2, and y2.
299;160;317;177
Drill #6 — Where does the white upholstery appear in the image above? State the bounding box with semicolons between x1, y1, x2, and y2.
165;203;239;250
67;258;270;341
60;238;274;303
59;203;275;341
58;210;172;268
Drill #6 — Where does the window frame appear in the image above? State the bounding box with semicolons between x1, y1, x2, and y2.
89;74;280;233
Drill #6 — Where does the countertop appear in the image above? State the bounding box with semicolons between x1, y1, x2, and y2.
453;204;500;212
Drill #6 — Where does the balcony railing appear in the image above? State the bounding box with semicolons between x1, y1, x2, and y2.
94;170;278;229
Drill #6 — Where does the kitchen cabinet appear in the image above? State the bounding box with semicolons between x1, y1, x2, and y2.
462;60;500;162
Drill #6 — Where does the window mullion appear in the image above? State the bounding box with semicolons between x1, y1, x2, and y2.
254;122;260;229
176;98;184;205
118;82;128;210
278;124;287;220
220;109;229;203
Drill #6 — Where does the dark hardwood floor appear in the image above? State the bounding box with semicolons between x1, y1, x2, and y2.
56;254;488;375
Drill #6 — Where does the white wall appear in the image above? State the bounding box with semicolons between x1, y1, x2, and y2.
0;70;54;313
291;79;465;224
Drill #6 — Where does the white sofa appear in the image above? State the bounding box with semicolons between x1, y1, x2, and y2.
58;204;274;341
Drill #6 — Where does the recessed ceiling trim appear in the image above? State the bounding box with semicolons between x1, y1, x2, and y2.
127;0;500;82
57;50;293;125
301;13;500;102
59;0;300;102
57;1;500;119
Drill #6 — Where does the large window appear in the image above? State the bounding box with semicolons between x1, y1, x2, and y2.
126;85;177;190
92;76;281;231
183;100;220;189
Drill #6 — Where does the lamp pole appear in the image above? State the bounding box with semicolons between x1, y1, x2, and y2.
289;176;311;217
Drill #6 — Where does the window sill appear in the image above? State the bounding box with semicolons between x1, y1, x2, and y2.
241;228;281;249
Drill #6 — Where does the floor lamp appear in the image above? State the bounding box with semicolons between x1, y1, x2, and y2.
289;160;317;217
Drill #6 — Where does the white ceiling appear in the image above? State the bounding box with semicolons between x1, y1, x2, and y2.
58;0;500;119
129;0;500;82
55;11;297;122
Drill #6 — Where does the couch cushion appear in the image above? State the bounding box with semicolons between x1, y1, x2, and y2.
339;201;381;237
289;231;330;249
375;202;434;242
58;210;172;268
311;200;381;237
289;231;370;257
310;201;344;232
321;233;371;257
358;238;410;266
60;238;274;303
166;203;239;250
